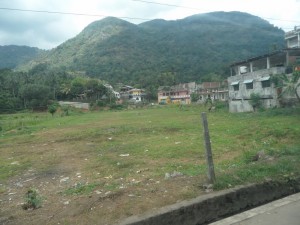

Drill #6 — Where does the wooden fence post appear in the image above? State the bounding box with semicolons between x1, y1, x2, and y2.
201;112;216;184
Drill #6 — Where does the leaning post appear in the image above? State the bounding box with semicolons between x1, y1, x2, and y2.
201;112;216;184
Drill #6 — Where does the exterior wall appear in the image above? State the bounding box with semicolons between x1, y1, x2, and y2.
197;90;228;103
129;89;144;102
158;90;190;104
227;67;285;113
195;82;229;103
285;26;300;48
58;101;89;110
158;83;193;105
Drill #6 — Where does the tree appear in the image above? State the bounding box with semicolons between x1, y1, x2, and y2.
249;93;262;112
190;92;200;102
19;84;52;109
48;104;57;117
272;71;300;104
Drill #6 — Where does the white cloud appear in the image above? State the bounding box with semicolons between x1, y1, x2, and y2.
0;0;300;49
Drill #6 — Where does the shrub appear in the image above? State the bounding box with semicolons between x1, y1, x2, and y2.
249;93;262;112
22;188;42;210
48;104;57;116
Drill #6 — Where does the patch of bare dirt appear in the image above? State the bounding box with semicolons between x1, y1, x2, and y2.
0;167;207;225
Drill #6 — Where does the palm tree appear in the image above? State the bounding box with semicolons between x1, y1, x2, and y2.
272;71;300;103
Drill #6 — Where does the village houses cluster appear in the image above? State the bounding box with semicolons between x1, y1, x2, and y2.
111;26;300;112
64;27;300;112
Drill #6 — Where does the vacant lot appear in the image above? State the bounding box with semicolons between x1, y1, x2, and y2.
0;105;299;225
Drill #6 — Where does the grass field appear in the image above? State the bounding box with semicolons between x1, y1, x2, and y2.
0;105;299;225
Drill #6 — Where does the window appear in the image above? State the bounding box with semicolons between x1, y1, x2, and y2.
260;76;271;88
246;82;253;89
231;81;239;91
233;84;239;91
243;79;253;90
262;80;271;88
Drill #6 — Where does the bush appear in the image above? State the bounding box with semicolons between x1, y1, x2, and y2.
48;104;58;116
22;188;42;210
109;104;124;110
249;93;262;112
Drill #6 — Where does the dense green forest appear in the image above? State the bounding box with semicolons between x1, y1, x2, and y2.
0;68;113;113
18;11;284;84
0;45;44;69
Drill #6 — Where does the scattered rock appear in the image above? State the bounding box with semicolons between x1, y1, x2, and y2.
63;201;70;205
119;154;129;157
60;177;70;183
165;173;171;179
252;150;265;161
165;171;183;179
203;183;214;192
104;175;112;179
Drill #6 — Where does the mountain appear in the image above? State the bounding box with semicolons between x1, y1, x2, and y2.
20;11;285;84
0;45;44;69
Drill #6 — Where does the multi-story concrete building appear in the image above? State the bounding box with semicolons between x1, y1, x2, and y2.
195;81;228;103
285;26;300;48
158;82;196;105
228;48;300;112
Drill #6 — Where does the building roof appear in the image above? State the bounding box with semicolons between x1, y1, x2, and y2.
230;48;300;67
201;82;222;89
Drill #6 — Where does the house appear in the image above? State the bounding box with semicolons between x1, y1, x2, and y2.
119;85;146;103
228;48;300;112
195;81;228;103
128;88;146;102
158;82;196;105
104;84;120;99
285;26;300;48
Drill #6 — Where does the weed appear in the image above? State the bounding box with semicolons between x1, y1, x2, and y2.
22;188;42;210
64;182;100;195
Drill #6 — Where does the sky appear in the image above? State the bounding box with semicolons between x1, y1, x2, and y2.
1;0;300;50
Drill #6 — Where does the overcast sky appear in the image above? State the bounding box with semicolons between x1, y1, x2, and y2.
1;0;300;50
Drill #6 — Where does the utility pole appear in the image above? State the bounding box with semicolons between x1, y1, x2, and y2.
201;112;216;184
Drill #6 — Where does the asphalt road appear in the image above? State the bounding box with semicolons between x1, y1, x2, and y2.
209;192;300;225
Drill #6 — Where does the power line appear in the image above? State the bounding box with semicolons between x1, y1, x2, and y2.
1;4;300;26
0;7;150;21
131;0;199;10
131;0;300;24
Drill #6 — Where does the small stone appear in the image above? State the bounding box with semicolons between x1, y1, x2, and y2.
165;173;171;179
60;177;69;183
63;201;69;205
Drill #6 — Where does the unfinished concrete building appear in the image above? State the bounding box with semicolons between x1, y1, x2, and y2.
228;48;300;112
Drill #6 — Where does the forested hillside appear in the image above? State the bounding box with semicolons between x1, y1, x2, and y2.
0;11;286;113
21;11;285;84
0;45;44;69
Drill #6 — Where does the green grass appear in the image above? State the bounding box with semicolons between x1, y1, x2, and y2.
63;182;102;195
0;105;299;192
